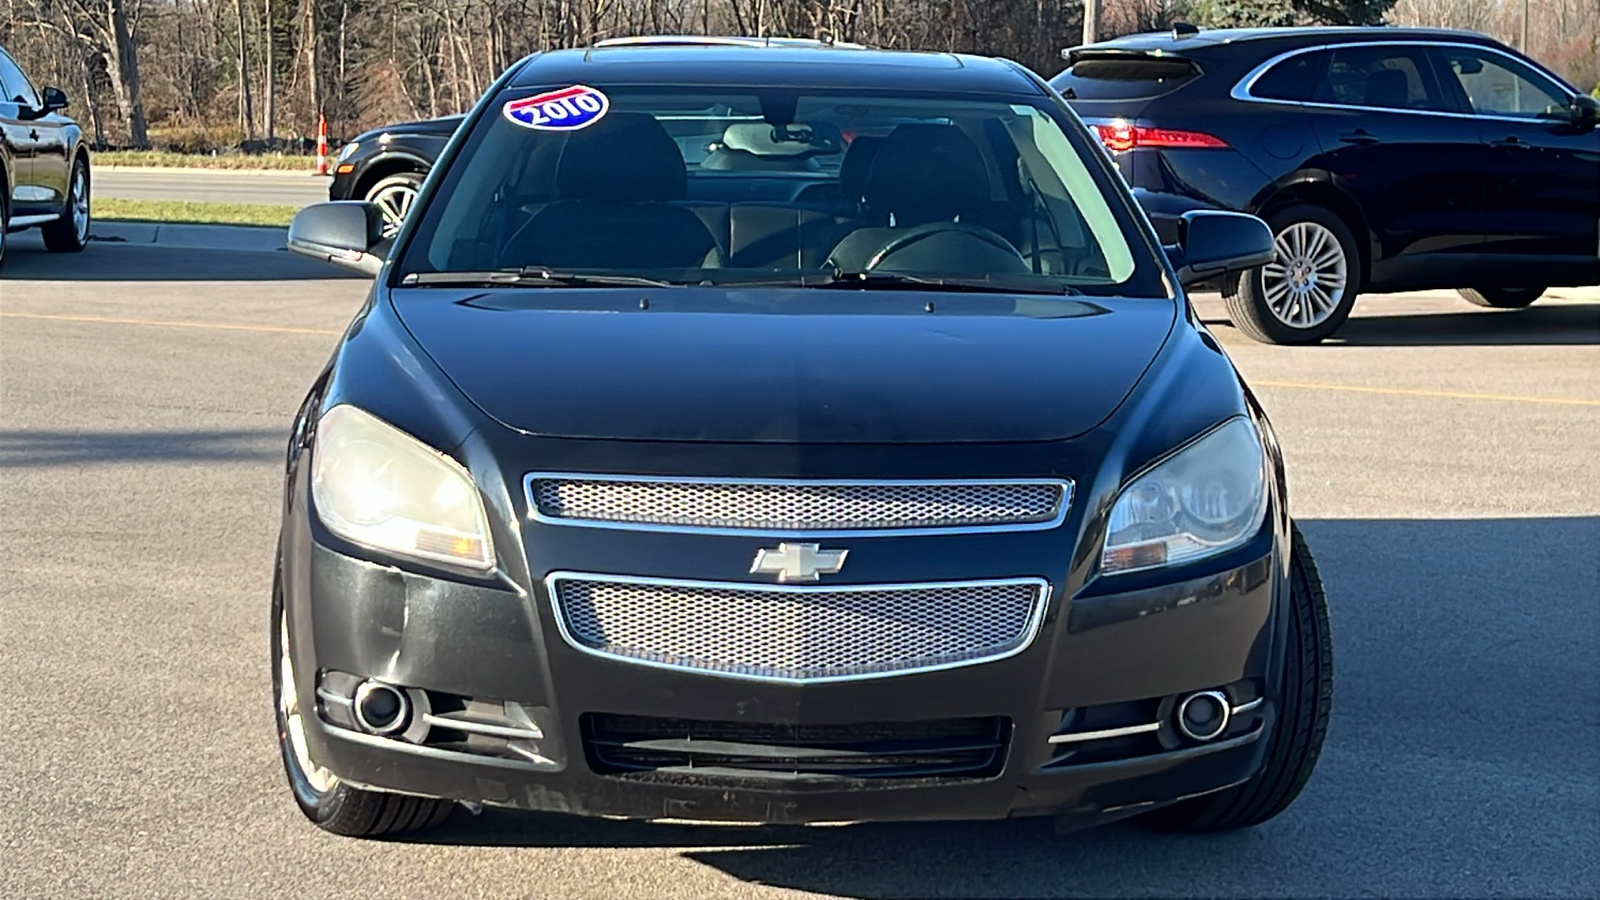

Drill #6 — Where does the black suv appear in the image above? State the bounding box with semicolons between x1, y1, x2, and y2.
0;44;91;268
1053;26;1600;344
328;115;462;237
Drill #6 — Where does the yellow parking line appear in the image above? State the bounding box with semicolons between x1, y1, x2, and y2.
0;311;342;337
1254;379;1600;408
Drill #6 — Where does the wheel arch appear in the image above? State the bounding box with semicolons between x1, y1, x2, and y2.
1250;176;1371;288
352;154;430;201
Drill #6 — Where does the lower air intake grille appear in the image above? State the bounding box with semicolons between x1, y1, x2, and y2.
583;714;1010;780
550;575;1049;683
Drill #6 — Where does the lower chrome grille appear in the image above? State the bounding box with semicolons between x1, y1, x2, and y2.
583;713;1010;780
549;574;1049;683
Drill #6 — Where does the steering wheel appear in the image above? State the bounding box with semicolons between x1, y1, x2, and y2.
830;221;1029;273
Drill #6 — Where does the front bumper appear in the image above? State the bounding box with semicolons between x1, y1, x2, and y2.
281;510;1283;825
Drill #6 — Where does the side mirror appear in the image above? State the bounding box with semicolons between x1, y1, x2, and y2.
288;202;388;276
1164;210;1276;287
1570;94;1599;129
41;87;68;112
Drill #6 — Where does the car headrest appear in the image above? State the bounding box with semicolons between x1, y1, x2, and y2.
862;124;989;226
1364;69;1410;108
838;135;885;205
555;112;687;202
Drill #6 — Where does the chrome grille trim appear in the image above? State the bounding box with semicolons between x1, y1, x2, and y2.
546;573;1051;684
524;474;1072;536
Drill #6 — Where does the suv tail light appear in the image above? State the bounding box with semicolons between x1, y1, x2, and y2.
1094;122;1229;153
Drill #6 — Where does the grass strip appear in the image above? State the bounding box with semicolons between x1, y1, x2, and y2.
93;198;299;228
93;150;316;171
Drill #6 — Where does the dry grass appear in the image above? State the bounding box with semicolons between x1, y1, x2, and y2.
93;198;298;228
92;150;318;171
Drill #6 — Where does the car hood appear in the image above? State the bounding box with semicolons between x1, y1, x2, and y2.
390;288;1175;444
355;114;464;142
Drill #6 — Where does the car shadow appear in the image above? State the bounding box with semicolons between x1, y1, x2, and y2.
0;428;283;467
387;516;1599;899
1;235;362;282
1200;302;1600;347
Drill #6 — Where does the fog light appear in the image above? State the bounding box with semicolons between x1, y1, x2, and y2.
353;680;411;735
1175;690;1230;742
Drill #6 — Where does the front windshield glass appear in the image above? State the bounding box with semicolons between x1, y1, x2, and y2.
397;85;1164;297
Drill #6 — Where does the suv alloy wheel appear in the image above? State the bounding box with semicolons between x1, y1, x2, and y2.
1224;205;1361;345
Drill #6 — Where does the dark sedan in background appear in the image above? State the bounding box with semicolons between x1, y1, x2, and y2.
0;43;91;268
1054;26;1600;343
327;114;463;236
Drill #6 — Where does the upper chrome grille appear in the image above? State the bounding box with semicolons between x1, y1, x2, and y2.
548;574;1049;683
526;475;1071;535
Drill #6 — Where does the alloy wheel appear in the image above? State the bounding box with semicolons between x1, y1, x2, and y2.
278;613;337;793
1261;221;1348;330
72;167;90;244
369;182;419;238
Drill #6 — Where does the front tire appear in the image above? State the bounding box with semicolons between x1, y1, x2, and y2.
272;560;454;837
42;156;90;253
0;187;9;270
1224;205;1360;345
1136;523;1333;832
1458;286;1543;309
363;171;424;239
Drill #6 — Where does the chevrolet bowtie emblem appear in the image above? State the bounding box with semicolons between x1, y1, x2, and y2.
750;543;848;582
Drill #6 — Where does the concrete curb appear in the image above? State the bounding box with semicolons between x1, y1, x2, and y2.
91;221;288;253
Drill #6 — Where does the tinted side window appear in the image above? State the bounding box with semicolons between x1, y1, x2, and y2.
0;49;39;107
1312;45;1446;112
1433;47;1569;119
1251;50;1328;102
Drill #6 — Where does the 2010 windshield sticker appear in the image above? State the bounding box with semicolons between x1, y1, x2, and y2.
503;86;610;131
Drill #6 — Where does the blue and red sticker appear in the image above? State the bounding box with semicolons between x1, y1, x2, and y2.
503;85;610;131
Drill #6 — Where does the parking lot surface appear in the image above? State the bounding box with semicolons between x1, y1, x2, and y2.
2;237;1596;898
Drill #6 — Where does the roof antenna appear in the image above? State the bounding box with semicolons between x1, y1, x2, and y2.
1172;21;1200;39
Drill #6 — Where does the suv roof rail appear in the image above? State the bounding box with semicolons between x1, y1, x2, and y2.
592;35;867;50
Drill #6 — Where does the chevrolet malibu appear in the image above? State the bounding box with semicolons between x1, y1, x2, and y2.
275;37;1331;838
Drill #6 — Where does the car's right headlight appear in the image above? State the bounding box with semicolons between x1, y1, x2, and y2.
311;405;495;572
1101;417;1267;575
336;141;360;162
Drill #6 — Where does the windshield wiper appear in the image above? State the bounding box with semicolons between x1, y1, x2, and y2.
708;269;1081;295
402;268;677;288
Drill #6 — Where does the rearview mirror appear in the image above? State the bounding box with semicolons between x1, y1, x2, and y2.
288;202;388;276
1570;94;1599;129
1164;211;1276;287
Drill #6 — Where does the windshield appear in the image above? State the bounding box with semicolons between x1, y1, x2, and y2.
396;85;1166;298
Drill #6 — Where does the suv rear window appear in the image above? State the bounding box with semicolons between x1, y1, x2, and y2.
1053;56;1200;100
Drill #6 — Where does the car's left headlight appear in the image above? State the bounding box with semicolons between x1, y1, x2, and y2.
311;405;495;572
336;141;360;163
1101;417;1267;575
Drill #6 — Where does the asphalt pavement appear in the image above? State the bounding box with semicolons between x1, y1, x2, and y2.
1;234;1596;899
92;167;333;207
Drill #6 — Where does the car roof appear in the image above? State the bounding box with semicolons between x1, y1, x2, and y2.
507;43;1046;96
1076;25;1502;56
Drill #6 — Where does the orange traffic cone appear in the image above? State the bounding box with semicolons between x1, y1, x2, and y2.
315;115;329;175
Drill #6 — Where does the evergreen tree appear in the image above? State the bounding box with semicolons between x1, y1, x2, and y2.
1185;0;1394;28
